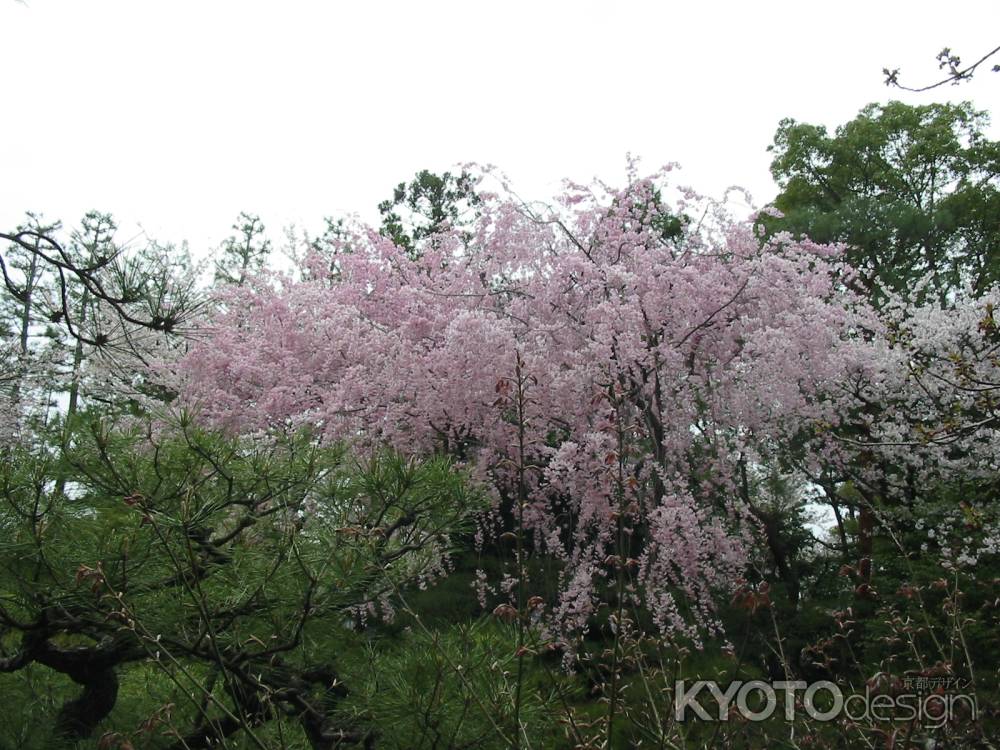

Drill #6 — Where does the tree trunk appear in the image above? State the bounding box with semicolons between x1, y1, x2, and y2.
53;667;119;740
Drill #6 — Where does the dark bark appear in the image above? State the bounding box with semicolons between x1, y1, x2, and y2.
739;456;801;607
53;667;119;740
6;620;140;740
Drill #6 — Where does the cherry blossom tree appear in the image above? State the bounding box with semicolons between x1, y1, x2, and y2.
176;166;877;656
803;280;1000;556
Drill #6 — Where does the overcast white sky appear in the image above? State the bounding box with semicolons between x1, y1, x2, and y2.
2;0;998;254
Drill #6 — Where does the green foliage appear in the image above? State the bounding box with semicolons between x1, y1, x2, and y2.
764;101;1000;304
214;212;271;287
378;170;482;258
337;621;564;749
0;414;483;747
